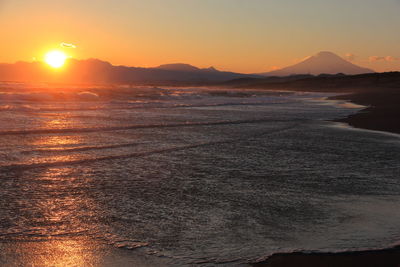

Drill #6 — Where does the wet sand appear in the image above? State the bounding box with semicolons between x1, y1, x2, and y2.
331;89;400;134
252;246;400;267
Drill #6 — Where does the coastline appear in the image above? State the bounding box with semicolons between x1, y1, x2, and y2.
329;89;400;134
251;246;400;267
217;71;400;135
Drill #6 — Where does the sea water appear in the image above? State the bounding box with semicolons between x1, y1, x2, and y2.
0;84;399;266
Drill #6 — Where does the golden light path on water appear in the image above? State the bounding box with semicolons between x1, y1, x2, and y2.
0;165;103;266
0;106;167;267
3;239;96;266
1;113;100;266
30;115;86;164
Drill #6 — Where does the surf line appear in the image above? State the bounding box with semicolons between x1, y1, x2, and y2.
0;124;299;172
0;119;305;136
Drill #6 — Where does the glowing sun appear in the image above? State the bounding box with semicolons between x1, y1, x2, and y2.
45;50;67;68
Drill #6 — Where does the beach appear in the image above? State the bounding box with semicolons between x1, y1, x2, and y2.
332;88;400;134
252;246;400;267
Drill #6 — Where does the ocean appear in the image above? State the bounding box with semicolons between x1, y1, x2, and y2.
0;84;399;266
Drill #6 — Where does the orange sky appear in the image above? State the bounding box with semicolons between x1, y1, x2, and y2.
1;0;400;73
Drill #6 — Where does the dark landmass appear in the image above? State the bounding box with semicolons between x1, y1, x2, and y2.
0;59;261;84
331;89;400;134
223;71;400;92
219;71;400;134
252;246;400;267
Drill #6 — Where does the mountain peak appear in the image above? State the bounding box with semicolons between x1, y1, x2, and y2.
260;51;374;76
204;66;218;72
156;63;200;72
315;51;338;58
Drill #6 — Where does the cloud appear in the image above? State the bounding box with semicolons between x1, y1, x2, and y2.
269;66;281;71
369;56;385;62
77;91;99;100
369;56;400;62
61;42;77;49
344;53;356;61
385;56;400;61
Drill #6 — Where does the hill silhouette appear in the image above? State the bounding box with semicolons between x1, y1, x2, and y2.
0;59;260;84
259;51;374;76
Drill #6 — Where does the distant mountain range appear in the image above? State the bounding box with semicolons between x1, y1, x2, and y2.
156;63;218;73
0;51;376;84
0;60;260;84
258;51;374;76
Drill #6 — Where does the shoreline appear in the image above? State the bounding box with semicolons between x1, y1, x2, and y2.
329;89;400;135
217;71;400;135
251;245;400;267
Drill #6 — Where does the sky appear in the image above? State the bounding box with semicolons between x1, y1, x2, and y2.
1;0;400;73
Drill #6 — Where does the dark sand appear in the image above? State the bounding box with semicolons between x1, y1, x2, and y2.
331;89;400;134
252;246;400;267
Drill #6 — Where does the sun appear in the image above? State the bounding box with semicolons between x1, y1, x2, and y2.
45;50;67;68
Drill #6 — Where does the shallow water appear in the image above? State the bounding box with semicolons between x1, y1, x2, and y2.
0;84;399;266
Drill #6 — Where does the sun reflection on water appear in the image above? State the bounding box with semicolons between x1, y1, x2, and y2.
1;238;102;267
8;113;104;266
29;115;86;164
32;114;84;150
33;135;81;147
0;164;104;266
1;100;168;266
29;135;81;164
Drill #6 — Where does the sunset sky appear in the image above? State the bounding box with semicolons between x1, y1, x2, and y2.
1;0;400;73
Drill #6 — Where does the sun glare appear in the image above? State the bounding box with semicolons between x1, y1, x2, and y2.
45;50;67;68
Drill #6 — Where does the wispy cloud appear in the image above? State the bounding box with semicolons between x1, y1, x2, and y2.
269;66;281;71
344;53;356;61
384;56;400;61
369;56;385;62
369;56;400;62
61;42;77;49
77;91;99;98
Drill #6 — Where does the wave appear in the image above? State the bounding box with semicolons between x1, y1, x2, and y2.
21;142;145;154
0;100;289;113
0;118;302;136
0;230;90;241
0;124;298;171
170;101;291;109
